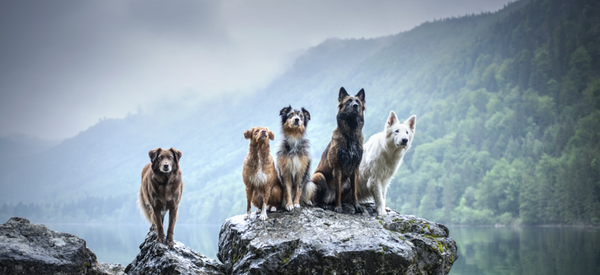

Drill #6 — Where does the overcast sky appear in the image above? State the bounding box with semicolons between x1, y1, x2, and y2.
0;0;513;140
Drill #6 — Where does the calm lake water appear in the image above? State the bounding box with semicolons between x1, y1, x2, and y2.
46;223;600;274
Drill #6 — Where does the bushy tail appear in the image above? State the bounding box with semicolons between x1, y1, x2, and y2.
138;188;153;223
301;181;317;205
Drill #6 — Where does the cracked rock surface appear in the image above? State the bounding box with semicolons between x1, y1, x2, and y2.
218;203;458;275
0;217;125;275
125;229;225;275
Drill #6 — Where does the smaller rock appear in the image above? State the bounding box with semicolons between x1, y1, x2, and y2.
125;228;225;275
0;217;124;275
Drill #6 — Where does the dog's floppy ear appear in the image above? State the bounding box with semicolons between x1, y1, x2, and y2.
405;115;417;132
280;105;292;116
169;148;182;163
301;107;311;121
356;88;365;104
244;129;253;139
387;111;398;127
268;130;275;141
338;87;349;102
148;148;161;162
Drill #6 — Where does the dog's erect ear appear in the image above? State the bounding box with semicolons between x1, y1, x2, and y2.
387;111;398;127
244;129;253;139
405;115;417;132
268;130;275;140
170;148;182;163
148;148;161;162
301;107;311;121
356;88;365;104
338;87;349;102
280;105;292;116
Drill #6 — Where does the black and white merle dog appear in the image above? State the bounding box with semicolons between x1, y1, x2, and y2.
276;106;317;211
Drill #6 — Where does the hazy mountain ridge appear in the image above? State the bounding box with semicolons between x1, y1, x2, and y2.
2;0;599;226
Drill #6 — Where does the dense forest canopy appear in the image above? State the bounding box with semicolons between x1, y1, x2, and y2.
1;0;598;226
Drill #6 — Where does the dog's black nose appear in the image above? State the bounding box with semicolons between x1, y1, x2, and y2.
352;102;359;108
401;138;408;145
294;118;300;122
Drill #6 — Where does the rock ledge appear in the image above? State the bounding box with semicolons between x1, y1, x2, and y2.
218;203;458;275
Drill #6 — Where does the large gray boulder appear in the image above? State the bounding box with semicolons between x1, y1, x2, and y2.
0;217;125;275
125;229;225;275
218;203;458;275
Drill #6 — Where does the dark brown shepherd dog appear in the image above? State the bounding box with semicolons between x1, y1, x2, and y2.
311;87;366;213
139;147;183;249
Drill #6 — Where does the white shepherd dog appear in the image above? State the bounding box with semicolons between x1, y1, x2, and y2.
356;111;416;215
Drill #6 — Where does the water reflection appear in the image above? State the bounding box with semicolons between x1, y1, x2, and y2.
449;226;600;275
46;223;221;265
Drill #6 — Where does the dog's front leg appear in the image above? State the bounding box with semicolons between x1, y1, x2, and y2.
351;170;365;213
260;186;271;221
283;173;295;211
292;175;303;208
372;179;386;215
152;208;166;245
333;169;343;213
166;202;178;249
245;186;253;219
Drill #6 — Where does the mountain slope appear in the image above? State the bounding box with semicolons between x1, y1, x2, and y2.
2;0;599;226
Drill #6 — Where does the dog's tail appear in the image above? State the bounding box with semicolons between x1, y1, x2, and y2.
301;180;317;205
138;187;153;223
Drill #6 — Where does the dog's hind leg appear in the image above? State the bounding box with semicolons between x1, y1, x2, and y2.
311;172;328;208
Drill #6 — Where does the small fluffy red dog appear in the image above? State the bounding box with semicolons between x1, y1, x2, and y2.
243;126;283;220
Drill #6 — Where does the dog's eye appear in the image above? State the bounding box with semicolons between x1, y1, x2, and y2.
158;155;163;159
395;130;399;133
406;131;409;134
168;156;172;160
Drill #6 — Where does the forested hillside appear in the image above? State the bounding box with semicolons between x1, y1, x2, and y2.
1;0;598;226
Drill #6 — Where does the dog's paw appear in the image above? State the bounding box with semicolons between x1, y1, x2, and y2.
293;203;300;209
256;208;262;214
286;204;294;211
167;239;175;249
156;236;166;245
354;204;365;213
244;213;251;220
259;212;268;221
334;206;343;213
377;210;388;216
306;201;314;206
385;207;392;212
270;206;277;212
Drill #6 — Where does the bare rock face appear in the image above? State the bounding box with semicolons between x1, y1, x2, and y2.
125;229;225;275
0;217;125;275
218;203;458;275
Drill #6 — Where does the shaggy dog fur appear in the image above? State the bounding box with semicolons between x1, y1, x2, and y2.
311;87;366;213
356;111;416;215
139;147;184;249
276;106;317;211
243;126;283;220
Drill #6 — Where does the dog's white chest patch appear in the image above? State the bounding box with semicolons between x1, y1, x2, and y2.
286;156;303;176
250;164;268;187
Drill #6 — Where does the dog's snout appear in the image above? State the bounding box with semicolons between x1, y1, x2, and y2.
352;102;359;108
401;138;408;145
163;164;169;168
294;118;300;122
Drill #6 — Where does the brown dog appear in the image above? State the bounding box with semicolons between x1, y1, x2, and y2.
139;147;183;249
311;87;366;213
243;126;283;220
